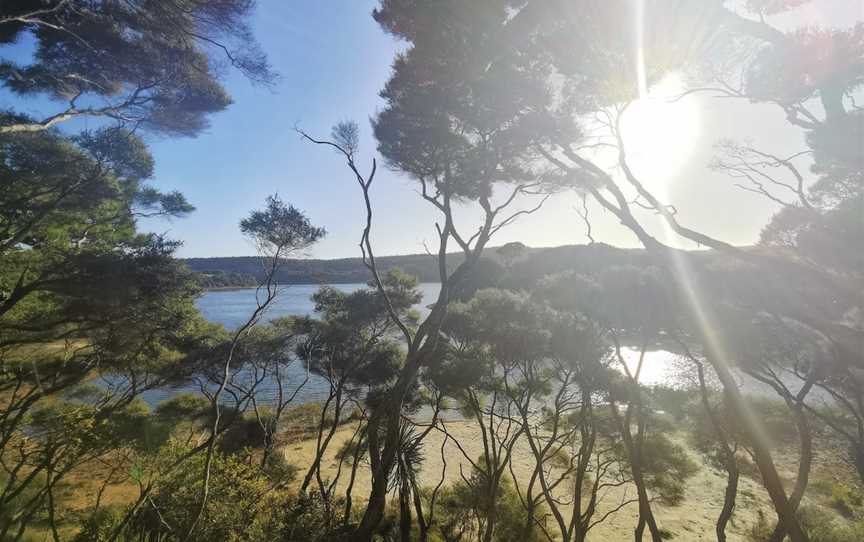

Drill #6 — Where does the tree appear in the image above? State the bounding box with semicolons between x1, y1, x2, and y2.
0;127;193;329
301;2;562;535
432;290;536;542
405;2;862;540
0;196;213;538
535;274;647;542
88;446;290;542
184;196;324;540
537;267;696;542
302;109;546;539
496;242;528;268
294;270;420;505
0;3;282;539
0;0;273;135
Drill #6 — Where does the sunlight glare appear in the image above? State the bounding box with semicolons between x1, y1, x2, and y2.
619;74;700;191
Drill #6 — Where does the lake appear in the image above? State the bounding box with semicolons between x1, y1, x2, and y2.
197;283;441;329
140;282;798;410
136;283;441;406
133;283;790;409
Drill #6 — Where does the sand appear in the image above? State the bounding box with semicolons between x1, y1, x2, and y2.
281;419;774;541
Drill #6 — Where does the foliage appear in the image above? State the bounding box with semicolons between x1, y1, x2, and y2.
748;505;864;542
811;478;864;518
2;1;863;541
690;395;800;462
129;446;292;542
431;474;546;542
194;270;258;289
639;433;700;506
280;492;346;542
296;269;421;395
240;195;326;258
0;0;273;135
71;506;126;542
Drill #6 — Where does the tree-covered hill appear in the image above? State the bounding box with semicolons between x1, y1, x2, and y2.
183;243;676;286
184;252;460;284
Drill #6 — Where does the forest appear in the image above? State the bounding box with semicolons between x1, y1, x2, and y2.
1;1;862;542
184;244;656;287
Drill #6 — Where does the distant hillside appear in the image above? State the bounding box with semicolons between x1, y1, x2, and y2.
183;252;464;285
182;243;671;287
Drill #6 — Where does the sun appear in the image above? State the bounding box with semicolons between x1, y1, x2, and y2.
618;73;701;193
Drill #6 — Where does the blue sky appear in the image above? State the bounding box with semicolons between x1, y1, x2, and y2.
140;0;433;259
3;1;860;259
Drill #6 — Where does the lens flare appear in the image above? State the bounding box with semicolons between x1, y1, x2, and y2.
619;73;700;192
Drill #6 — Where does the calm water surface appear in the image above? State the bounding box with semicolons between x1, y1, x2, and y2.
139;283;440;406
197;283;440;329
139;283;785;407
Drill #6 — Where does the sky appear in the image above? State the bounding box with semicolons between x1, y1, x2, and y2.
4;1;862;259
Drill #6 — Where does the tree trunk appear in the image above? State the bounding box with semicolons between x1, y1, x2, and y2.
610;396;662;542
399;475;412;542
855;444;864;486
411;475;429;542
482;480;498;542
301;388;343;494
343;424;366;525
705;357;809;542
351;354;425;541
767;402;812;542
693;360;738;542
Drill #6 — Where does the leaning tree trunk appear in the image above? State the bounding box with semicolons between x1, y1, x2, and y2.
610;400;663;542
301;386;344;496
704;355;809;542
410;474;429;542
767;399;812;542
692;358;739;542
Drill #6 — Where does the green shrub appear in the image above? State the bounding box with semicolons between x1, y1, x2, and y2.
128;446;289;542
430;472;547;542
71;507;125;542
829;482;862;517
811;478;863;517
747;505;864;542
280;492;345;542
649;386;695;422
641;433;700;505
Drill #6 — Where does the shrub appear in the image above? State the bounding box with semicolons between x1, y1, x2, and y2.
829;482;862;517
747;505;864;542
71;507;125;542
649;386;695;422
430;473;547;542
641;433;700;505
810;478;863;517
128;446;289;542
280;492;346;542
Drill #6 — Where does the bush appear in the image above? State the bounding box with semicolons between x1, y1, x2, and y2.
649;386;695;422
280;492;345;542
747;505;864;542
282;402;331;436
641;433;700;505
430;472;547;542
812;479;864;517
128;445;289;542
72;507;125;542
218;411;269;454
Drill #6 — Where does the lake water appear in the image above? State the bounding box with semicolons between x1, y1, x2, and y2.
197;283;441;329
133;283;792;409
137;283;440;406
